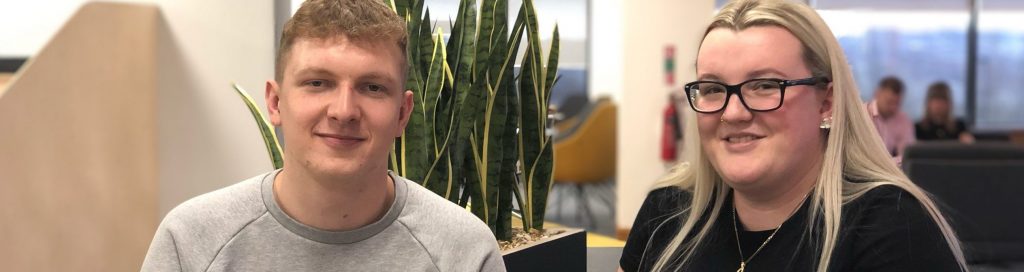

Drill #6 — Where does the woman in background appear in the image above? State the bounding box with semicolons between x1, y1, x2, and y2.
618;0;967;271
916;81;975;143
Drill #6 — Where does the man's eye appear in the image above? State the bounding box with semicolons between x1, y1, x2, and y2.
366;84;384;92
305;80;326;87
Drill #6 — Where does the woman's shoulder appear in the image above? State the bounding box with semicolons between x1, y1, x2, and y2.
838;184;962;270
644;186;692;211
845;184;928;219
620;186;693;272
954;118;969;131
631;186;692;237
840;183;945;245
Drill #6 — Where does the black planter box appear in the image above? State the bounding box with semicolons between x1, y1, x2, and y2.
502;228;587;272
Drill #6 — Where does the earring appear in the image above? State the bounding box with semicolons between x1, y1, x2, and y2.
820;117;833;129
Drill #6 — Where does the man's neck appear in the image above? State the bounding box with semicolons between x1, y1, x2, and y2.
732;164;818;231
273;167;395;231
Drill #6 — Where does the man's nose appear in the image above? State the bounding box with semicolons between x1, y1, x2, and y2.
326;88;361;123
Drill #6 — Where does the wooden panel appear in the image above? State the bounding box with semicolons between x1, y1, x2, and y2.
0;3;159;271
0;73;12;90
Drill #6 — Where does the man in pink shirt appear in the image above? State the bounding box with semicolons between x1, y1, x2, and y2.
867;76;915;158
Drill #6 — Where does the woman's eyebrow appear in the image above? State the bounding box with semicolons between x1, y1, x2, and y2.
695;73;721;81
747;68;789;79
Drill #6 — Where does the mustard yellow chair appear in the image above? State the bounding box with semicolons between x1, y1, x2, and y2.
551;97;616;227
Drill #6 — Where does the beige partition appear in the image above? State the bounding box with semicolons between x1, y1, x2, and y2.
0;73;12;89
0;3;159;271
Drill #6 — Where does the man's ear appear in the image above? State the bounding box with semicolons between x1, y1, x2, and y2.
820;83;834;119
397;90;414;136
266;80;283;126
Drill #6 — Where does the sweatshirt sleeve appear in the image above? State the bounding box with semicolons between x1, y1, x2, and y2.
140;226;183;272
478;245;507;272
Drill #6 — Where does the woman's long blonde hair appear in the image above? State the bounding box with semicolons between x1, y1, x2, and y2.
649;0;967;271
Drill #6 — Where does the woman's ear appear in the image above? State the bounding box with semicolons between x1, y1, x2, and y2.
820;82;834;119
266;80;283;126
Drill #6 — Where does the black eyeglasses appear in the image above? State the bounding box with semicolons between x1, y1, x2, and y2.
682;77;831;113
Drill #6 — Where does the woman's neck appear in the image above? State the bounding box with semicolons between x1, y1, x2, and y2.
732;169;817;231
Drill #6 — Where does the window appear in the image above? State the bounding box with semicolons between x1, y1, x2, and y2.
976;3;1024;131
820;10;969;123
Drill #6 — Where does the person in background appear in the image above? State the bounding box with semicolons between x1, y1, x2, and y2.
866;76;915;157
916;81;975;143
140;0;504;271
618;0;967;271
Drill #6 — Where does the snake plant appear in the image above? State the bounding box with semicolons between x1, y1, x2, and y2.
386;0;559;240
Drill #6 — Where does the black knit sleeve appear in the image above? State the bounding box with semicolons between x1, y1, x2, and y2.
619;187;690;272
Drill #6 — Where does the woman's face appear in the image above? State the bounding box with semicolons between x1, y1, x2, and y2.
927;98;950;122
695;26;832;190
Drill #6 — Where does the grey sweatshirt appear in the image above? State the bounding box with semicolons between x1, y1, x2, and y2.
141;170;505;272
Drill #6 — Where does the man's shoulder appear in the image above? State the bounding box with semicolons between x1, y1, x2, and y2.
392;176;504;270
159;171;271;236
398;178;493;236
895;111;915;124
144;172;276;271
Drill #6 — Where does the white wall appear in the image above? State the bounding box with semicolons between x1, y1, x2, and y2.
589;0;623;102
0;1;90;57
153;0;276;216
615;0;714;232
0;0;277;216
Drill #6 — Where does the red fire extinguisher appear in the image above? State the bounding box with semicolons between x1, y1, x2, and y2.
661;95;682;162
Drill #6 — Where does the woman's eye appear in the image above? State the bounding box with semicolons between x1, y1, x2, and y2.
749;82;779;91
703;85;726;94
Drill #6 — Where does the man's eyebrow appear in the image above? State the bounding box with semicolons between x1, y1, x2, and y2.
292;67;336;78
358;72;399;84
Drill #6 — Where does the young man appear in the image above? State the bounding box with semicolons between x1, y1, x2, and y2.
867;76;915;157
141;0;505;271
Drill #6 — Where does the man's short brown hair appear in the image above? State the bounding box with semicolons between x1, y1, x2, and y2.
877;76;905;96
276;0;407;82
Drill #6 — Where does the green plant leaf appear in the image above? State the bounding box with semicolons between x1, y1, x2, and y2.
528;138;554;230
232;83;283;169
545;25;560;102
447;0;478;212
418;31;453;196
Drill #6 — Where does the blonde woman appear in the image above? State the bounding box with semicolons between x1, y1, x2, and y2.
618;0;967;271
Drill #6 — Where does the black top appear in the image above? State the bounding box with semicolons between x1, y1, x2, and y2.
620;185;961;272
916;119;968;141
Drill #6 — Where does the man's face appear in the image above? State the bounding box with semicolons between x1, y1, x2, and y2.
266;36;412;180
874;87;901;118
